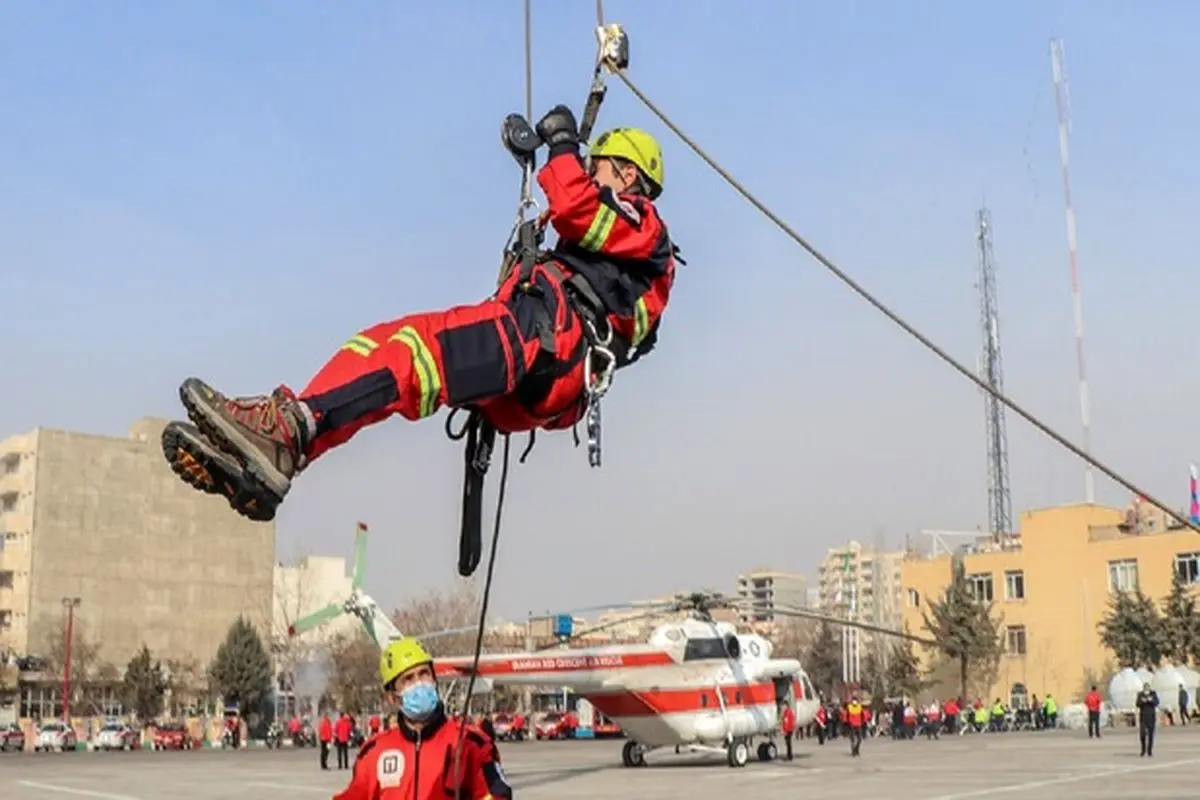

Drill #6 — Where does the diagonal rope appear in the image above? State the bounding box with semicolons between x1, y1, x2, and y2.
596;49;1196;534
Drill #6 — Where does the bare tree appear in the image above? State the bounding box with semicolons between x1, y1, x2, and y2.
35;616;113;715
164;657;212;716
769;616;817;661
326;632;382;714
392;584;484;658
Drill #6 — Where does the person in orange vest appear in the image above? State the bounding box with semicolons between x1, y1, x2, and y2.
1085;684;1103;738
318;713;333;770
333;637;510;800
845;694;865;758
780;703;796;761
334;712;353;770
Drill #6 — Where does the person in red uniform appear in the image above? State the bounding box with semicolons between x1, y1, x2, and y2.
318;713;333;770
159;105;679;524
334;712;353;770
780;703;796;761
368;714;382;737
845;695;865;758
334;637;510;800
1085;684;1103;739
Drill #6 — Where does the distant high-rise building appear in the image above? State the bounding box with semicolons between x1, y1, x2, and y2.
817;541;904;631
735;569;808;624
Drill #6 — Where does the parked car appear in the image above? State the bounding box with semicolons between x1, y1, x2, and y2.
534;711;574;740
593;713;624;739
151;722;192;751
0;722;26;752
96;722;139;751
33;722;78;752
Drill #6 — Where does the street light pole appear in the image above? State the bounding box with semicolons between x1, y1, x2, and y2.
61;597;81;723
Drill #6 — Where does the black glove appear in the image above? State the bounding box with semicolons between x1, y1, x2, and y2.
535;104;579;155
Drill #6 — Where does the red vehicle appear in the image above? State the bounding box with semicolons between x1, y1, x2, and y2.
534;711;575;740
490;712;527;742
151;722;193;750
592;712;623;739
0;722;26;752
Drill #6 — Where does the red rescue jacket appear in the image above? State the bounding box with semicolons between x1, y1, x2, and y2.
1085;691;1102;712
333;707;510;800
480;146;679;433
319;717;333;743
781;706;796;735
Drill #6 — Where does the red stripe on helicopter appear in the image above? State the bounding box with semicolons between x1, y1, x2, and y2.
435;650;675;677
585;682;781;718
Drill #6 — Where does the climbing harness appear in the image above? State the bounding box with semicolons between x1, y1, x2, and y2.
582;0;1197;533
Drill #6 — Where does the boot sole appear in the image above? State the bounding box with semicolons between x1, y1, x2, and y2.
161;421;278;522
178;377;293;500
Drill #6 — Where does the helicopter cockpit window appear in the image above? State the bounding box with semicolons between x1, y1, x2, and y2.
683;638;729;661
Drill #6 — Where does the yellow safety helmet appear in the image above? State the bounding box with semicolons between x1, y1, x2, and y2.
380;637;433;688
589;127;664;199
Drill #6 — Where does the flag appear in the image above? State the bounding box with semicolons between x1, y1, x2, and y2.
1190;465;1199;524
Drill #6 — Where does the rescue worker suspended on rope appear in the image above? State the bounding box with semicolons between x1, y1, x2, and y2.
160;103;680;524
333;637;511;800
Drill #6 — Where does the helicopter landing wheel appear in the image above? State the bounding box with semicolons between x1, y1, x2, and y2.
727;738;750;768
622;740;647;767
757;741;777;762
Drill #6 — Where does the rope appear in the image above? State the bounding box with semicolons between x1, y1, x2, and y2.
601;63;1198;535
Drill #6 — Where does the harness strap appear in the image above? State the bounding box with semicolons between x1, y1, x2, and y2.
448;409;495;577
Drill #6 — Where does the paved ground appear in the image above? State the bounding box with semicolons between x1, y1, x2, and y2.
4;726;1200;799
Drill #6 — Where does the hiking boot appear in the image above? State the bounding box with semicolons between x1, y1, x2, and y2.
177;377;308;507
161;421;278;522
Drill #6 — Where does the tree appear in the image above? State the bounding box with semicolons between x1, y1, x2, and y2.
327;632;382;714
885;636;927;699
1098;588;1166;668
123;645;168;721
921;559;1004;700
36;617;107;716
208;616;273;717
392;584;483;657
801;619;842;699
1161;569;1200;665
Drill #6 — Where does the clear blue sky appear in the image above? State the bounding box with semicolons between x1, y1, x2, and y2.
3;1;1199;617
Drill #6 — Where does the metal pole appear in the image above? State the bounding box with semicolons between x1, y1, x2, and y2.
61;597;80;722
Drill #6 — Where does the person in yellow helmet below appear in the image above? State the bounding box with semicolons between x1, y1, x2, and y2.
160;104;681;527
334;637;511;800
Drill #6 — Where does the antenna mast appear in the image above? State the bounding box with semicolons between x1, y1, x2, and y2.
977;208;1014;542
1051;37;1095;504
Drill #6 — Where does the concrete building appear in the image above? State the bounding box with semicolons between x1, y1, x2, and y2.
901;502;1200;707
817;541;904;631
735;569;808;624
272;555;356;658
0;419;274;694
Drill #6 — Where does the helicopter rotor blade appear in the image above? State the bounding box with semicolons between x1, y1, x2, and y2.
288;603;345;637
766;604;939;648
351;522;369;591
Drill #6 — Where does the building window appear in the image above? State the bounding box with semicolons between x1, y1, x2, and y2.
0;454;17;475
0;493;15;513
907;588;920;608
1004;570;1025;600
1176;552;1200;584
966;573;994;603
0;571;11;589
1005;625;1027;656
1108;559;1139;593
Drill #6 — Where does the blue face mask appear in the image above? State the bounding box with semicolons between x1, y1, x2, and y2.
400;682;440;721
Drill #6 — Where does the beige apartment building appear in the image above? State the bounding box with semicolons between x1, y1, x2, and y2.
0;418;275;714
817;541;904;633
735;569;808;624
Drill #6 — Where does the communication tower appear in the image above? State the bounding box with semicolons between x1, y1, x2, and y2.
976;208;1014;541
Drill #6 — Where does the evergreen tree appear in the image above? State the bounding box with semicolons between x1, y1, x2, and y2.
885;636;927;699
122;645;168;721
208;616;273;716
802;619;843;699
1161;568;1200;665
921;559;1004;699
1098;588;1166;668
